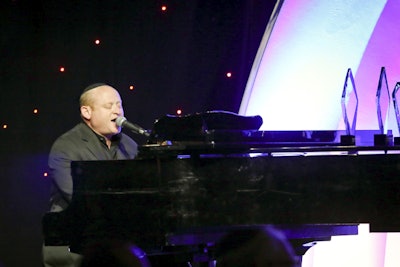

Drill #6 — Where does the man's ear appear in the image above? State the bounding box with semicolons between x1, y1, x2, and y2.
80;106;92;120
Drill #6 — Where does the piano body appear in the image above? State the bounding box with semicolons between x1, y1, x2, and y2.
43;111;400;265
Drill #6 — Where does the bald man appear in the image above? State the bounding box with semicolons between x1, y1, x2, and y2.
43;83;139;267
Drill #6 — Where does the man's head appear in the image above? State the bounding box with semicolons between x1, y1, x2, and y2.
215;227;299;267
80;83;124;140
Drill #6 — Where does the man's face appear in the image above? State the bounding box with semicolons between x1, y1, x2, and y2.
82;85;124;139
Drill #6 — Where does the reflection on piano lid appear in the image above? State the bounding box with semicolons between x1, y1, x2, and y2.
146;110;337;145
147;110;263;143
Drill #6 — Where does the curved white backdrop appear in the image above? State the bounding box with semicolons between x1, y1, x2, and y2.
240;0;400;134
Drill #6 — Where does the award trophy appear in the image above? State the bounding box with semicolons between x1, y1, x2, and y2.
392;82;400;145
340;68;358;145
374;67;392;146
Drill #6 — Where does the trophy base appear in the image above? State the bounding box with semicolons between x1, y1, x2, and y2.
374;134;393;146
394;137;400;146
340;135;355;146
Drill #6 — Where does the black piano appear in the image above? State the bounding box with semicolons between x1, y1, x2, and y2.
43;111;400;266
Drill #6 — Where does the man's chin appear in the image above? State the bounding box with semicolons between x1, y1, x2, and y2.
115;127;122;134
106;127;121;137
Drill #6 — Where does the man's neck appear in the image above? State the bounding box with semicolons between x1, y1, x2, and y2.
84;123;113;148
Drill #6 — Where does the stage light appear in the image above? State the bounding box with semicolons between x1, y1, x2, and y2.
33;108;38;114
176;109;182;115
43;172;48;177
226;72;232;78
59;66;65;72
94;39;100;45
2;124;7;129
129;85;135;91
161;5;167;12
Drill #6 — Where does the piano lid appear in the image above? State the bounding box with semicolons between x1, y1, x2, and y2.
147;110;263;144
145;110;337;146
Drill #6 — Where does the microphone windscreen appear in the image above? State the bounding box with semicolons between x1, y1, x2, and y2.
115;116;127;127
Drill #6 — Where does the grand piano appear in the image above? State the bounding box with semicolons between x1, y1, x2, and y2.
43;111;400;266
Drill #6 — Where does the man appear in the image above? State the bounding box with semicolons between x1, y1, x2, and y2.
43;83;139;267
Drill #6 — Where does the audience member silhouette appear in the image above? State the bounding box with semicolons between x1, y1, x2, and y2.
79;239;151;267
214;226;300;267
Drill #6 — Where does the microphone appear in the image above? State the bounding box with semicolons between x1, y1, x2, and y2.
115;116;150;136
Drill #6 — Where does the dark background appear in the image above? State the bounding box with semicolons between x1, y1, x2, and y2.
0;1;275;266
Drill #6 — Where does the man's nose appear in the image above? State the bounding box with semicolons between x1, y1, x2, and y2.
113;105;123;115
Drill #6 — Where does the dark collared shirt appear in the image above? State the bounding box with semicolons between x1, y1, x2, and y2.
93;131;122;160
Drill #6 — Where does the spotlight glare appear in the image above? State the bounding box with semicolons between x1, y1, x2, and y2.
33;108;38;114
2;124;7;129
59;66;65;72
129;85;135;91
161;5;167;12
226;72;232;78
95;39;101;45
176;109;182;115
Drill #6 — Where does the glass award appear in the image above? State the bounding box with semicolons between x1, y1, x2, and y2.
392;82;400;145
374;67;392;146
340;68;358;145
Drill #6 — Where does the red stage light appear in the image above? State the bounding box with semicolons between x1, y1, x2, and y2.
161;5;167;12
59;67;65;72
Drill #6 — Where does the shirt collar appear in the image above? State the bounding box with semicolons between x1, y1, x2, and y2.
83;123;122;147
